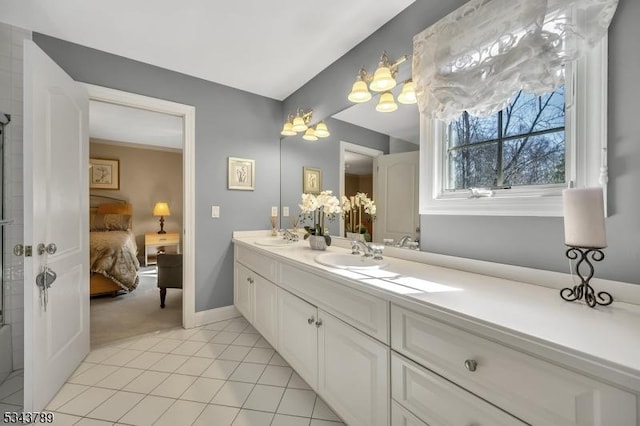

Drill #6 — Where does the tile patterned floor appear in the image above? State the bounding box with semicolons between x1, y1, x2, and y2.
0;369;23;413
46;317;346;426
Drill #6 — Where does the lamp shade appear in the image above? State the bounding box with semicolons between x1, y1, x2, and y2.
302;128;318;141
563;188;606;248
291;116;308;132
153;202;171;217
348;80;372;103
369;66;396;92
397;80;417;104
281;121;296;136
376;91;398;112
314;121;330;138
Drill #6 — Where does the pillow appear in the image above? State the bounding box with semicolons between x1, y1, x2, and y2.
91;213;131;231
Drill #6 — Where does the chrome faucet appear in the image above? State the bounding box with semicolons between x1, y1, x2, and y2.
351;239;373;257
397;235;413;247
281;229;299;242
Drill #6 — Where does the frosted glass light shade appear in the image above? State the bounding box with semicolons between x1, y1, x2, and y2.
153;202;170;216
370;66;396;92
281;121;296;136
397;80;417;104
314;121;330;138
292;116;308;132
348;80;372;103
563;188;607;248
302;128;318;141
376;92;398;112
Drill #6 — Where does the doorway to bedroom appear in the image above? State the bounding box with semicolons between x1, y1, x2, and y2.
87;91;190;347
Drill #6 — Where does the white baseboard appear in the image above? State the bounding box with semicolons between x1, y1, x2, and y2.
194;305;241;327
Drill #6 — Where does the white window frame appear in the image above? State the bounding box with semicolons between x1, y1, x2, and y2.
420;37;609;217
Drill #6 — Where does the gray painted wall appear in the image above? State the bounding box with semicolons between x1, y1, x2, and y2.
284;0;640;284
33;34;283;311
280;117;389;236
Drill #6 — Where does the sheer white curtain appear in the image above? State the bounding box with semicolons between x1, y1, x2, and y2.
413;0;618;122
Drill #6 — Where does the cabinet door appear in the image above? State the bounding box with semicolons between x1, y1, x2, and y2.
318;311;389;426
234;262;253;322
278;289;318;389
253;274;278;349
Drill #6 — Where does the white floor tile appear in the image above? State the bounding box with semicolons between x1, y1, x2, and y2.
210;381;254;408
171;340;206;356
201;359;240;380
148;353;189;372
225;320;250;333
258;366;293;387
1;389;22;406
168;328;199;340
180;377;226;403
243;384;285;412
218;345;251;361
244;348;275;364
74;418;114;426
232;333;261;347
125;337;164;351
287;372;312;390
253;338;273;349
84;346;122;364
153;399;206;426
71;362;97;378
68;365;119;386
0;374;22;399
126;351;165;369
57;387;116;416
269;353;289;367
118;395;174;426
312;398;341;422
46;383;89;410
192;403;239;426
122;370;170;394
272;414;311;426
229;362;266;384
100;349;144;367
94;367;144;390
187;329;218;342
87;390;145;422
0;402;22;415
194;342;228;358
277;389;316;417
232;409;274;426
147;338;183;353
211;331;242;344
149;373;197;398
49;412;83;426
174;356;213;376
243;325;259;334
202;320;232;331
309;420;345;426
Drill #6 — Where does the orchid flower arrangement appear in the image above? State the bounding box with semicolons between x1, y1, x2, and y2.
299;190;341;245
341;192;376;234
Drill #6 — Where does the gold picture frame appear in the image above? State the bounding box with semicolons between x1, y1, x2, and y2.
89;158;120;190
303;166;322;194
228;157;256;190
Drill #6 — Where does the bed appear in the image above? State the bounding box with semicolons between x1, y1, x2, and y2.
90;197;140;296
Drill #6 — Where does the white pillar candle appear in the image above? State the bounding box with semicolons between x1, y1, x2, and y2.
562;187;607;248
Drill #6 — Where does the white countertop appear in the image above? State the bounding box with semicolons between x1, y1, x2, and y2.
233;233;640;392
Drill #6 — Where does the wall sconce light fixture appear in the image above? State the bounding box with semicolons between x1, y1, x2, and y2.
281;108;330;140
348;52;417;112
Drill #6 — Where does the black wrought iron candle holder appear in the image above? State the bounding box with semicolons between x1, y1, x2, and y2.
560;247;613;308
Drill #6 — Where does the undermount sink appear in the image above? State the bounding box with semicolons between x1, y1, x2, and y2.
314;252;387;270
254;238;297;247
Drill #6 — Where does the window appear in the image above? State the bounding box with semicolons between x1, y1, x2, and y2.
420;39;609;217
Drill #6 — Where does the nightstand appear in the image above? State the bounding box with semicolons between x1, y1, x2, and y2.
145;232;180;266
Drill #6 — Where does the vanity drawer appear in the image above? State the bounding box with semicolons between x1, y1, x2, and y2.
391;353;525;426
391;400;428;426
280;262;389;343
236;245;278;283
391;305;637;426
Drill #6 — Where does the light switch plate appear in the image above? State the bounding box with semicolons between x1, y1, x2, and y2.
283;206;290;217
212;206;220;218
271;206;278;217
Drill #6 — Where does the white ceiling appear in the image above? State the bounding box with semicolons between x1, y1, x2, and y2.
2;0;414;100
344;151;374;176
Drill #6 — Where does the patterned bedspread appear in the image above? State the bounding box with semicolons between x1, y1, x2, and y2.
90;230;140;292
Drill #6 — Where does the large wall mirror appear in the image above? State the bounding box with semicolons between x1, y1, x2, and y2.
280;82;422;248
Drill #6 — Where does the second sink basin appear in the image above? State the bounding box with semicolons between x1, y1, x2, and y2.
255;238;297;247
314;252;387;270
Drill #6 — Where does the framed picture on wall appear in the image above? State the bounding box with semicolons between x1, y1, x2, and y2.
89;158;120;190
303;166;322;194
228;157;255;190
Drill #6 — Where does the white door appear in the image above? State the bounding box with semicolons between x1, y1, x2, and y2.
374;151;419;243
234;262;253;322
318;311;389;426
23;40;89;411
253;276;278;349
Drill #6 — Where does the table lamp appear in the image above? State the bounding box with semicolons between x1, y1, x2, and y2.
153;202;170;234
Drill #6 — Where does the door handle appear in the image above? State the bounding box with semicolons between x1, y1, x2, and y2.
37;243;57;255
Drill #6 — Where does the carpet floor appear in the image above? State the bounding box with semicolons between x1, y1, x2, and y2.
90;266;182;347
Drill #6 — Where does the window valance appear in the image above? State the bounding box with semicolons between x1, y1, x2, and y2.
412;0;618;122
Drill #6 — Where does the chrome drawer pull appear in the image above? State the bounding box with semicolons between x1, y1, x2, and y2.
246;277;254;284
308;316;315;325
464;359;478;372
315;319;323;328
